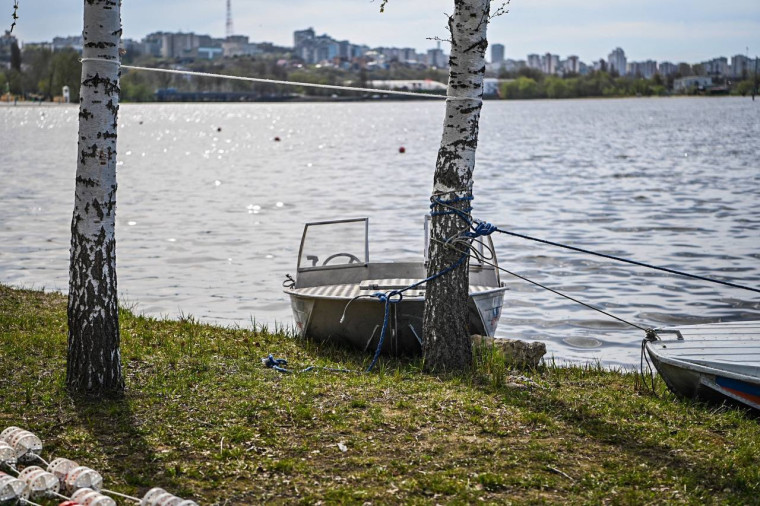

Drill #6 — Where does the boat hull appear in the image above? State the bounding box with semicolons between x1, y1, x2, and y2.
645;321;760;412
289;288;507;356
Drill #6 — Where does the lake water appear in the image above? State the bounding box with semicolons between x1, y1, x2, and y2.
1;97;758;368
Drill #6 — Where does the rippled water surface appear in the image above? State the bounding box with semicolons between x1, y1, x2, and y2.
1;97;758;367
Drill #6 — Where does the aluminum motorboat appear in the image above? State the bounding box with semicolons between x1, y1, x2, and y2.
283;217;508;355
644;321;760;411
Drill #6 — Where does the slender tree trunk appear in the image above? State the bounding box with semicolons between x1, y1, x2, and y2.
423;0;489;373
67;0;124;396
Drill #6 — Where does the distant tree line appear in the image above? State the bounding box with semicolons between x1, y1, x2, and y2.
497;67;757;99
2;45;81;101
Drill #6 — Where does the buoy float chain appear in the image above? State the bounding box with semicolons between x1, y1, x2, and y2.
2;428;196;505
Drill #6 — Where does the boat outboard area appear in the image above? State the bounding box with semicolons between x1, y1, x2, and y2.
283;217;508;355
644;321;760;412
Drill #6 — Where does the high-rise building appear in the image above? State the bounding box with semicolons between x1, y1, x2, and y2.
703;57;729;76
541;53;559;74
491;43;504;65
607;47;627;75
564;55;580;74
658;62;677;77
293;28;315;48
157;32;208;59
730;54;754;78
427;47;447;68
52;35;83;53
527;54;541;70
628;60;657;79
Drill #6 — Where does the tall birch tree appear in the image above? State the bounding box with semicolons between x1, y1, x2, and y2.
423;0;490;372
67;0;124;396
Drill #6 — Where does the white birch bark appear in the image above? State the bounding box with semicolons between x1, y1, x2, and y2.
67;0;124;395
423;0;490;372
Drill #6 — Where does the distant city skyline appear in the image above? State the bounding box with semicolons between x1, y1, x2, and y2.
9;0;760;63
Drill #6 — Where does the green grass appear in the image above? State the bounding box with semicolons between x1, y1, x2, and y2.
1;284;758;504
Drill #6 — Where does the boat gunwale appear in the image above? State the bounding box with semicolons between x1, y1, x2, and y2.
284;284;509;301
645;340;760;386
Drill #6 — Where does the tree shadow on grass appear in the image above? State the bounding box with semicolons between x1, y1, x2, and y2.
492;379;757;499
72;394;158;493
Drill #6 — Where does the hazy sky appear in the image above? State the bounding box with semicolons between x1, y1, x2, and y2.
11;0;760;63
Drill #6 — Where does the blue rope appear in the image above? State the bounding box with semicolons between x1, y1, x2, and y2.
429;196;473;217
463;220;496;238
364;196;498;372
262;354;291;373
261;354;350;374
365;253;469;372
430;196;497;241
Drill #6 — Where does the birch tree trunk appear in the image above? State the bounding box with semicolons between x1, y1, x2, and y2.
67;0;124;396
423;0;489;372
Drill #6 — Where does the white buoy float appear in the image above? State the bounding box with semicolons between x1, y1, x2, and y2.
17;465;59;498
0;427;42;462
71;487;117;506
0;442;16;466
141;487;198;506
48;458;104;493
47;457;78;483
0;471;29;503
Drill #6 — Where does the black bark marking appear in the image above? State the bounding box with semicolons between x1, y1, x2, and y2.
105;99;118;115
79;144;99;164
91;198;104;220
82;73;120;96
85;41;116;48
77;176;98;188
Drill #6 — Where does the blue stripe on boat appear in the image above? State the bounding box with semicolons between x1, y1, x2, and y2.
716;376;760;397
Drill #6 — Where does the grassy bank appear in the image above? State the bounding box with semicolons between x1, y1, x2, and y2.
1;284;758;504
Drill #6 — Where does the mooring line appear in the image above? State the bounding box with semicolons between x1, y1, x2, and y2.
495;228;760;294
434;238;651;334
79;58;483;101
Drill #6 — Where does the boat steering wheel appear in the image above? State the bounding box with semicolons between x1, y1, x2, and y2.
322;253;362;265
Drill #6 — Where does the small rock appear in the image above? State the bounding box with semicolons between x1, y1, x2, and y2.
471;335;546;369
337;442;347;452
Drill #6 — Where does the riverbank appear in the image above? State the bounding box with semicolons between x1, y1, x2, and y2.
1;284;758;504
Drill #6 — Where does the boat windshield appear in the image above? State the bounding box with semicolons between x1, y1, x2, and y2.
297;218;369;271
